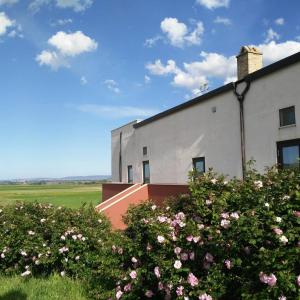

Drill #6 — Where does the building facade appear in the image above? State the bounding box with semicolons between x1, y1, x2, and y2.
111;48;300;184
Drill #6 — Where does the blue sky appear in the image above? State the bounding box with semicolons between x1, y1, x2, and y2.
0;0;300;179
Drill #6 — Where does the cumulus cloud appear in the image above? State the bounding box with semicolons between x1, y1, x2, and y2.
104;79;120;94
0;0;18;5
160;18;204;47
0;11;22;38
144;35;163;48
265;28;280;43
214;16;231;25
275;18;284;26
36;31;97;70
77;104;158;119
50;18;72;26
29;0;93;13
146;40;300;93
196;0;230;9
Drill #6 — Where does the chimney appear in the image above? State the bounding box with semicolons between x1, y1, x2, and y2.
236;46;263;80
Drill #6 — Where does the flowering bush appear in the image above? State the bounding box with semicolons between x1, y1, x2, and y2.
0;202;125;299
113;166;300;299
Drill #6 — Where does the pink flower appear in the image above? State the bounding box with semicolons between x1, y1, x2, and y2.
187;272;199;287
206;199;212;205
116;290;123;299
186;235;193;242
254;180;263;189
224;259;232;269
230;212;239;220
176;286;184;296
259;272;277;287
297;275;300;287
180;252;189;261
273;228;283;235
154;266;160;278
129;271;137;279
157;216;167;223
158;281;164;290
221;219;230;228
145;290;154;298
124;284;132;292
131;257;138;263
221;212;229;219
205;253;214;263
174;260;182;269
189;251;195;260
278;296;286;300
157;235;165;243
279;235;288;244
174;247;182;255
199;293;213;300
193;236;200;243
294;211;300;217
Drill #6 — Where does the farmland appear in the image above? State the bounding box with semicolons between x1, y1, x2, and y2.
0;182;102;209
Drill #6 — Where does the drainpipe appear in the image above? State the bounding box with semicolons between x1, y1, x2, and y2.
233;79;251;180
119;132;122;182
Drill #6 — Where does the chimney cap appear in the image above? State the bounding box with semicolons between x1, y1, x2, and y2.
237;46;262;57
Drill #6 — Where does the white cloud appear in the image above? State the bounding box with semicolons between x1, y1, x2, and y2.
265;28;280;43
77;104;158;119
50;18;73;26
36;31;97;70
144;35;163;48
0;11;14;36
160;18;204;47
146;40;300;93
29;0;93;13
80;76;87;85
36;50;69;70
104;79;120;94
214;16;231;25
196;0;230;9
275;18;284;26
48;31;97;56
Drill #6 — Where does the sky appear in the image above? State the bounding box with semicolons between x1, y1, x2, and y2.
0;0;300;180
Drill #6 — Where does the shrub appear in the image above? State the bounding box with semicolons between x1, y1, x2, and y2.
113;167;300;299
0;202;124;299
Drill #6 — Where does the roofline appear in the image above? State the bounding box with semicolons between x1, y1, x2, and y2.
111;120;139;132
133;51;300;129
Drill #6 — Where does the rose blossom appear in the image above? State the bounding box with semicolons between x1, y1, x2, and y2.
131;257;138;263
176;286;184;296
187;272;199;287
230;212;239;220
145;290;154;298
116;290;123;299
294;211;300;217
273;228;283;235
224;259;232;269
154;266;160;278
205;253;214;263
124;283;132;292
157;235;165;243
180;252;189;261
174;247;182;255
199;293;213;300
221;219;230;229
278;296;286;300
174;260;182;269
279;235;288;244
186;235;193;242
259;272;277;287
254;180;263;188
297;275;300;287
129;271;137;279
189;251;195;260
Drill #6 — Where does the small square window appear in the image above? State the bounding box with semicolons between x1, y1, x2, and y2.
279;106;296;127
143;146;147;156
193;157;205;174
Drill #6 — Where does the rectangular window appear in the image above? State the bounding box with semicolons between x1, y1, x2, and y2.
127;165;133;184
193;157;205;174
143;161;150;184
279;106;296;127
277;139;300;170
143;146;147;156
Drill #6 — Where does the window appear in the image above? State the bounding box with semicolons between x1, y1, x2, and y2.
143;146;147;156
193;157;205;174
277;139;300;170
143;161;150;184
279;106;296;127
127;165;133;184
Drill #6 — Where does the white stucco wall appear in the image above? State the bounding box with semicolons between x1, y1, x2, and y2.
111;59;300;184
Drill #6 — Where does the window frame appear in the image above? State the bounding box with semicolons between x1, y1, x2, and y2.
143;146;147;156
127;165;133;184
277;138;300;170
192;157;206;174
142;160;150;184
279;106;296;127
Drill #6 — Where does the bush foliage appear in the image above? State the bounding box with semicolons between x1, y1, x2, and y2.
0;166;299;300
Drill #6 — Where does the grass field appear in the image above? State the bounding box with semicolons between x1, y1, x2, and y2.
0;183;102;209
0;275;88;300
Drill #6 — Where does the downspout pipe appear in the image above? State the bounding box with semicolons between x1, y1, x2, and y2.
233;79;251;180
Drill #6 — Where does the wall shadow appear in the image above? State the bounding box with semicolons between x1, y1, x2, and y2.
0;290;27;300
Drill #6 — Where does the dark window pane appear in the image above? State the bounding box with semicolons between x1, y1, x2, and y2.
143;161;150;183
193;157;205;173
282;145;299;169
143;146;147;156
280;106;296;127
128;166;133;183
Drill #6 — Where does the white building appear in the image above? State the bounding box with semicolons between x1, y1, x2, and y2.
111;47;300;184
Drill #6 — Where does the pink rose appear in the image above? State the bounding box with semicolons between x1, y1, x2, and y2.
124;284;131;292
297;275;300;287
174;247;182;255
154;266;160;278
199;293;213;300
224;259;232;270
145;290;154;298
273;228;283;235
294;211;300;217
205;253;214;263
129;271;137;279
187;272;199;287
180;252;189;261
176;286;184;296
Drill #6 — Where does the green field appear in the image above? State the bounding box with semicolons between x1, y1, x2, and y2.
0;183;102;209
0;275;88;300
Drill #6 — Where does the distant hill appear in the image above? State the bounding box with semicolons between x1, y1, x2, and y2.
0;175;111;184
